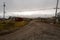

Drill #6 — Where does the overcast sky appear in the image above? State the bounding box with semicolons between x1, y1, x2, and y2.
0;0;60;18
0;0;60;12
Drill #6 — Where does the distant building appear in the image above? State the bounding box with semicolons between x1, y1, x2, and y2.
8;16;23;21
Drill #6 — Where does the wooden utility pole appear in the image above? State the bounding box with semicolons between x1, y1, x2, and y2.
55;0;59;23
3;2;6;20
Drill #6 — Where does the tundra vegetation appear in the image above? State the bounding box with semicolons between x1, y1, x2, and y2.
0;17;31;32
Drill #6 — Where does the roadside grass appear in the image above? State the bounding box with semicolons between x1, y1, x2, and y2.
0;20;29;31
15;21;28;27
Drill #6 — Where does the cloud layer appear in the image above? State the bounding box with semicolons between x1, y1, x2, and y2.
0;0;60;12
0;9;60;18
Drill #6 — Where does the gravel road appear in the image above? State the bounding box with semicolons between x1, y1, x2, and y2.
0;20;60;40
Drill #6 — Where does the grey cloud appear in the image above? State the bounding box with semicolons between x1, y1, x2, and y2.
0;0;60;12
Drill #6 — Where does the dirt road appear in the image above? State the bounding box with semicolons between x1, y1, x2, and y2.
0;20;60;40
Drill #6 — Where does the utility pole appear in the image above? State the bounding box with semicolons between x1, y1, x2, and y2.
55;0;59;23
3;2;6;20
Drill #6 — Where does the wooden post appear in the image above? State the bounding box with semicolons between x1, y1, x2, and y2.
55;0;59;23
3;2;6;20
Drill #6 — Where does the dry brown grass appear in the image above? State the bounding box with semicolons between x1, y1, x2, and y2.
0;20;29;31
